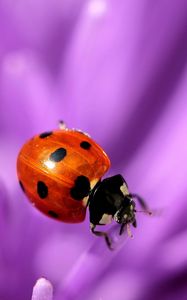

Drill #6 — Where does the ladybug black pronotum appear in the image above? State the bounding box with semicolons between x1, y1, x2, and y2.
17;122;151;249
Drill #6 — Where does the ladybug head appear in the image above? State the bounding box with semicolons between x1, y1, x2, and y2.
113;196;137;228
89;174;151;248
100;174;137;227
89;174;137;229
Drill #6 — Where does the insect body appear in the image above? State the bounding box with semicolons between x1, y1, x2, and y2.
17;124;150;249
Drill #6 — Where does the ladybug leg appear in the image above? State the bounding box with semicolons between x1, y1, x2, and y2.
130;193;152;215
90;225;113;250
119;223;125;235
120;223;134;238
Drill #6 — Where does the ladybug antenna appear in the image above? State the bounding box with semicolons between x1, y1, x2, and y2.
130;193;152;216
134;209;152;216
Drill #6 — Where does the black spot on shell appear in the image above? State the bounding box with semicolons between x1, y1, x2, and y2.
70;175;91;200
49;148;67;162
80;141;91;150
19;180;25;192
39;131;53;138
37;181;48;199
48;210;59;218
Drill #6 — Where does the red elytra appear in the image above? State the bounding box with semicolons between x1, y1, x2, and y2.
17;129;110;223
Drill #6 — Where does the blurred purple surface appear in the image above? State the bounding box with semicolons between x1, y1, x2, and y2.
1;0;187;299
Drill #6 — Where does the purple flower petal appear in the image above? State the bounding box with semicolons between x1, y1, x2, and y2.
1;1;187;300
0;0;85;71
55;224;129;300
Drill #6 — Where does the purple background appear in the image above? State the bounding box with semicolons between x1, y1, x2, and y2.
1;0;187;299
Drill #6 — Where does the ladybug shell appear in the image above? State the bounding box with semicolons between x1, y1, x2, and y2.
17;129;110;223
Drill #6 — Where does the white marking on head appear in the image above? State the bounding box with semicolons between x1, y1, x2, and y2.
99;213;112;225
120;183;129;196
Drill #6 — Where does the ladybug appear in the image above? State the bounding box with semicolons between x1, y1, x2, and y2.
17;122;151;249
